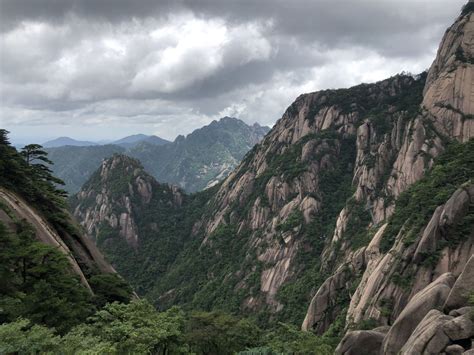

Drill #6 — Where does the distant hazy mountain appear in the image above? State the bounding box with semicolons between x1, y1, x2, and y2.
47;145;125;193
46;117;270;193
43;137;98;148
112;134;170;148
128;117;270;192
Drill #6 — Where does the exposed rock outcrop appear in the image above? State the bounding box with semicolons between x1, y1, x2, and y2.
72;154;183;249
445;254;474;312
335;329;386;355
341;183;474;331
423;4;474;142
381;273;455;354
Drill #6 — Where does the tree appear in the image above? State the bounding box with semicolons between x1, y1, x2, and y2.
263;322;333;355
21;144;65;188
185;311;262;354
0;220;94;333
21;144;52;165
78;300;189;354
89;273;134;307
0;318;60;354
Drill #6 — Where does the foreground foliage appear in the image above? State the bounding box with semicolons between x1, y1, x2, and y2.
0;299;341;354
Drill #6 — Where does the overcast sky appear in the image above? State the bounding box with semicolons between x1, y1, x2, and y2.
0;0;466;144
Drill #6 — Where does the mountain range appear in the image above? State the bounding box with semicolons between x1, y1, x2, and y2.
46;117;269;193
43;133;170;148
43;136;98;148
71;5;474;354
1;2;473;354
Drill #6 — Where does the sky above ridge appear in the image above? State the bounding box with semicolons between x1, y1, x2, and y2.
0;0;466;144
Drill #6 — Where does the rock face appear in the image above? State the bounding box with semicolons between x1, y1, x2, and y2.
0;187;116;293
445;254;474;312
343;183;474;331
423;3;474;142
189;73;433;316
71;154;187;290
304;3;474;337
335;329;386;355
337;256;474;355
72;154;183;249
381;273;455;354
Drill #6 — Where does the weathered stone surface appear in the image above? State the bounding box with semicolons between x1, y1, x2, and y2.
443;313;474;341
73;154;184;249
445;254;474;312
413;205;443;263
302;267;350;332
343;182;474;331
423;8;474;142
382;273;455;354
449;306;474;317
334;330;385;355
446;344;467;355
399;309;453;355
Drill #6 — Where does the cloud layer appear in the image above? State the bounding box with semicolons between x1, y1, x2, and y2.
0;0;466;142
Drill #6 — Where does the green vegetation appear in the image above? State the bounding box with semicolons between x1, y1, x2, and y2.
277;210;304;232
0;299;344;354
342;198;373;250
0;220;93;334
380;140;474;253
455;47;474;65
304;73;425;135
0;130;133;332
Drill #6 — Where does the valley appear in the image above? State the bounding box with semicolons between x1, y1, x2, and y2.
1;2;473;354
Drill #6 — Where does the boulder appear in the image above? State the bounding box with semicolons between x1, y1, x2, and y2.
334;330;385;355
445;254;474;312
399;309;452;355
443;313;474;341
446;344;466;355
449;306;474;317
382;273;455;354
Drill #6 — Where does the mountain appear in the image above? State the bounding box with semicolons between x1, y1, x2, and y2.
42;136;98;148
47;117;270;194
0;130;133;334
127;117;270;192
72;4;474;354
111;134;170;148
46;144;126;193
70;154;195;294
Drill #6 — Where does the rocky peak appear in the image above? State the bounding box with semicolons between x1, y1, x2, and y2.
192;72;431;314
72;154;183;249
423;2;474;141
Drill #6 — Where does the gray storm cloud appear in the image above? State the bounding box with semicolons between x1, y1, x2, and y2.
0;0;466;141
